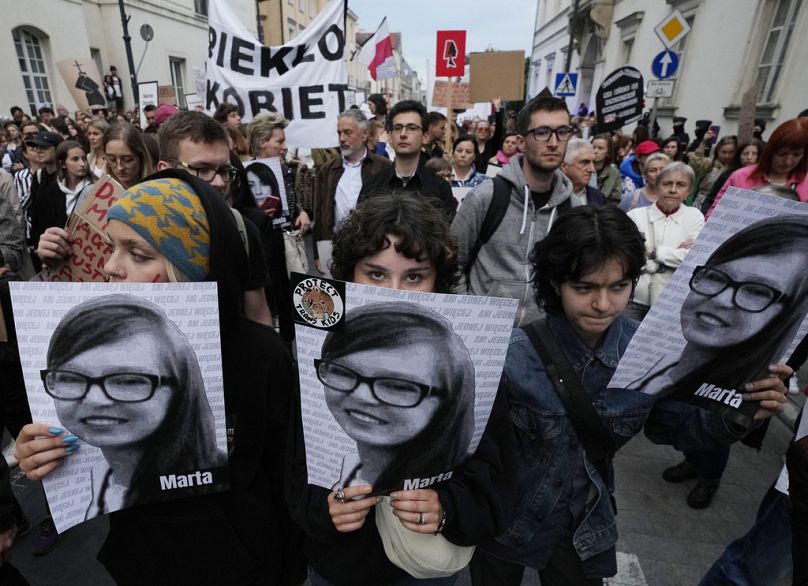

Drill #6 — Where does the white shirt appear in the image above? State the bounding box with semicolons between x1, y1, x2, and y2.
627;203;705;306
569;187;588;207
334;149;366;231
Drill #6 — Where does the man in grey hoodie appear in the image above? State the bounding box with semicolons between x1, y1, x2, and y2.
452;91;574;326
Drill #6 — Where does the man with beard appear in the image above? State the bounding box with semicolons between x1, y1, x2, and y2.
313;109;390;274
452;89;573;326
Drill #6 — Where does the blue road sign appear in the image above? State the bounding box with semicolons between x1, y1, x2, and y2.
651;50;679;79
554;73;578;97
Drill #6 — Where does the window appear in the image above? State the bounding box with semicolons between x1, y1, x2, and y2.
757;0;802;103
299;0;305;12
620;38;634;66
13;27;53;115
544;55;555;90
287;18;297;41
90;48;103;79
194;0;208;16
169;57;186;109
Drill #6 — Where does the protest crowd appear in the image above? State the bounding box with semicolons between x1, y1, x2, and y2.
1;4;808;586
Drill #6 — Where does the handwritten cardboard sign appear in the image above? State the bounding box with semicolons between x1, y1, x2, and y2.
432;81;472;109
49;175;124;283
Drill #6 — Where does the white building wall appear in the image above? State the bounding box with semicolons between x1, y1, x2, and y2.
530;0;808;137
2;0;255;115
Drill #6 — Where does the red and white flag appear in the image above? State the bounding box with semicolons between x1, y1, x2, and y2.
356;18;397;81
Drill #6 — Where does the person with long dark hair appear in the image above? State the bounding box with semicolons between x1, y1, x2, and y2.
629;216;808;410
17;172;306;584
318;302;475;493
288;192;516;586
42;295;225;517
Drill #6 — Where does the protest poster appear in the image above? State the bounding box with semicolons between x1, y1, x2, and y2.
48;175;124;283
432;81;472;109
56;59;106;112
137;81;159;128
244;157;290;228
609;188;808;426
435;30;466;78
158;85;177;105
469;51;525;102
291;274;518;494
595;66;644;134
206;0;348;147
10;282;229;533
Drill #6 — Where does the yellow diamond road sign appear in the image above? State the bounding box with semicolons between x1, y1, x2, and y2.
654;9;691;49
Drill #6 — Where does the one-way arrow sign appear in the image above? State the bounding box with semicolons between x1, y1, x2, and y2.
651;50;679;79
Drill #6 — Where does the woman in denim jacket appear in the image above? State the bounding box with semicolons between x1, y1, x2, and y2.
469;206;791;586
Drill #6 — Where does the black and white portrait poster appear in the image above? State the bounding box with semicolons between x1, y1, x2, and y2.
10;282;229;533
244;157;290;228
609;188;808;425
292;277;518;494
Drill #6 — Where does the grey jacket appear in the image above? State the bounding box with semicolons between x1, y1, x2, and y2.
451;154;572;326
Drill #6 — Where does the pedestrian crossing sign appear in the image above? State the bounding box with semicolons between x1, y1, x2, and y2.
554;73;578;97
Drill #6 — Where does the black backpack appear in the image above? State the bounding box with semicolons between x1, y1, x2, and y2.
464;176;510;277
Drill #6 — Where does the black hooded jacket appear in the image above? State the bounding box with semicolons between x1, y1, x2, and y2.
97;170;306;585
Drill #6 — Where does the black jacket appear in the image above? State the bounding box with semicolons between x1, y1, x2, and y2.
358;162;457;222
286;384;516;585
96;170;306;585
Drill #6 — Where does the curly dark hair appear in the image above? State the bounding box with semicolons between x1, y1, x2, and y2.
531;206;645;314
330;192;459;293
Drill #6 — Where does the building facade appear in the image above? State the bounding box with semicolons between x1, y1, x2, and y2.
528;0;808;136
3;0;256;115
257;0;329;45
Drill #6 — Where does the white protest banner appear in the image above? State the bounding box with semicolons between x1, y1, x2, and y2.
207;0;348;147
609;188;808;426
291;275;518;494
11;282;229;533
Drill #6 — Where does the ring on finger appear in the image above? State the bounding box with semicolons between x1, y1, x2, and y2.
336;488;346;504
418;512;425;525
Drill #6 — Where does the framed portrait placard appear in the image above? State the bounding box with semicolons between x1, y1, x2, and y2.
11;282;229;533
609;188;808;425
292;276;518;494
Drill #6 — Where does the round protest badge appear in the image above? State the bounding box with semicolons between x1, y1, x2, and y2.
291;274;346;331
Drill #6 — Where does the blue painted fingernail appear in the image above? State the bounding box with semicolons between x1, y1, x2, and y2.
65;444;79;453
48;427;63;435
63;436;80;443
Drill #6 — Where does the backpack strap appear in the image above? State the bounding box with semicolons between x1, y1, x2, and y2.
521;319;616;476
230;208;250;257
465;175;510;277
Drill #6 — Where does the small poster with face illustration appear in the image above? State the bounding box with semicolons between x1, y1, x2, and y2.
609;188;808;426
10;282;229;534
293;276;518;494
244;158;289;227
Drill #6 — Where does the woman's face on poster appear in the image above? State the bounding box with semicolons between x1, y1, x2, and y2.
52;333;173;448
246;170;270;204
680;250;803;349
322;342;443;448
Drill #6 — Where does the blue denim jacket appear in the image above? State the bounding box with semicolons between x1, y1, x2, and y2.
486;312;747;563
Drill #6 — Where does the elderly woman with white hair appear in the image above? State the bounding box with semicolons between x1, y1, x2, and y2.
619;152;671;212
625;161;705;320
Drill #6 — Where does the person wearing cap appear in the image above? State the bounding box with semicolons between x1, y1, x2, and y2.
17;172;306;584
152;103;180;130
20;131;63;247
672;116;689;146
618;140;660;199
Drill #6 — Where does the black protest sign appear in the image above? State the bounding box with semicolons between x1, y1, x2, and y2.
595;67;644;133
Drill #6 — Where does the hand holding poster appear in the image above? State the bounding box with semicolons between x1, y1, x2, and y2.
206;0;348;146
292;275;517;494
609;188;808;425
49;175;124;282
11;282;228;533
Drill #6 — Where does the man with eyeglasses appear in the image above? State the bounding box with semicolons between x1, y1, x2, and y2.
452;89;574;326
313;109;391;276
359;100;456;221
154;112;274;327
